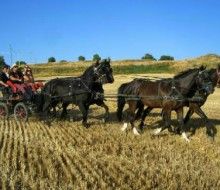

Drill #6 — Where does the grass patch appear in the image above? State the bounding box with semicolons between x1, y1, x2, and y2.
113;63;172;75
33;63;172;77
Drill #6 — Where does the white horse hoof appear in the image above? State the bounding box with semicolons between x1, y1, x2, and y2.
154;128;162;135
133;127;140;135
121;123;128;131
182;132;190;142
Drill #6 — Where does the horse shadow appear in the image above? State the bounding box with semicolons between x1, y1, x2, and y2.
145;117;220;137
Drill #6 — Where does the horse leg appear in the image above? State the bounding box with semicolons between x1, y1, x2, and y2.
121;101;139;135
61;102;69;119
139;107;153;131
154;109;172;135
99;102;109;123
129;102;140;135
176;108;190;142
184;106;195;124
78;103;89;128
135;102;144;120
193;105;216;140
42;101;52;126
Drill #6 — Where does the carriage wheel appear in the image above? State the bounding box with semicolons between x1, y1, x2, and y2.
14;102;28;122
0;102;9;120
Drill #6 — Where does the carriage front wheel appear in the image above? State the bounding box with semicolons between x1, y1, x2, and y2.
14;102;28;122
0;102;9;120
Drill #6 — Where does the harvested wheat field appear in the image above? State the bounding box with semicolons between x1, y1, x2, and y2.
1;74;220;189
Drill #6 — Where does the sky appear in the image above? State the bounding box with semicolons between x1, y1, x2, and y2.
0;0;220;64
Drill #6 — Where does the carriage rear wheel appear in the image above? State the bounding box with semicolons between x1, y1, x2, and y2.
14;102;28;122
0;102;9;120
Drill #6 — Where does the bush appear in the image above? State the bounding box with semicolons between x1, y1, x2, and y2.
78;56;86;61
60;60;67;63
159;55;174;61
0;56;6;68
93;54;101;61
16;61;27;66
141;53;156;61
48;57;56;63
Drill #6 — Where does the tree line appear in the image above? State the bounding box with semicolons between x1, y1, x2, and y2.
0;53;174;67
47;53;174;63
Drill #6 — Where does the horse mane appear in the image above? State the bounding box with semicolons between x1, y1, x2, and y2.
174;68;198;79
81;65;95;77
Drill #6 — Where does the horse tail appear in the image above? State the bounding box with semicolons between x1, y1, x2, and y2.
117;83;129;121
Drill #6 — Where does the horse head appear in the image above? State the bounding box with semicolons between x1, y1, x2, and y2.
174;66;213;96
195;66;214;95
93;58;114;84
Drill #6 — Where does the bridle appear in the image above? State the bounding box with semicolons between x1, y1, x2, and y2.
93;62;112;83
196;70;213;93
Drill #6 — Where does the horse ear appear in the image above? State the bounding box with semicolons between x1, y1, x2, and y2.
199;65;206;70
94;60;100;67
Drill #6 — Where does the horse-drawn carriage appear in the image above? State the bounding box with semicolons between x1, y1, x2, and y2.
0;86;40;122
0;59;219;142
0;59;114;124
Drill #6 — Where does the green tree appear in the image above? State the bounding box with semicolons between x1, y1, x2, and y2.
92;54;101;61
60;60;67;63
48;57;56;63
141;53;156;61
78;56;86;61
159;55;174;61
0;56;6;68
16;60;27;66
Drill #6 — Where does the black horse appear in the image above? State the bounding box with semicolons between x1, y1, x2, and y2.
40;59;114;127
118;67;213;142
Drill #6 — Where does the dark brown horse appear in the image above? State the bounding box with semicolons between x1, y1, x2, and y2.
138;65;219;140
119;67;213;142
182;65;220;137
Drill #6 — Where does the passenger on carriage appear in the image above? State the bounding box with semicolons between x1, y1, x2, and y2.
9;64;26;94
23;65;43;92
9;64;33;99
0;64;18;98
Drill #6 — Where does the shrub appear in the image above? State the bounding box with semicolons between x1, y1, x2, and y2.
93;54;101;61
78;56;86;61
48;57;56;63
141;53;156;61
159;55;174;61
16;61;27;65
60;60;67;63
0;55;6;68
